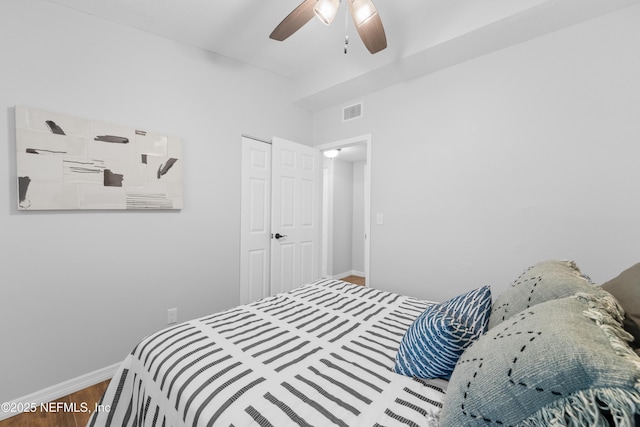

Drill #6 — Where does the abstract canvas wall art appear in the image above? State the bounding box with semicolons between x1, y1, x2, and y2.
15;106;183;210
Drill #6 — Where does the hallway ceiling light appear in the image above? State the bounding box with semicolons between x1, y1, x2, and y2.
324;149;341;159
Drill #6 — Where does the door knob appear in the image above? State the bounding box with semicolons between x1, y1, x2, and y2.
274;233;287;239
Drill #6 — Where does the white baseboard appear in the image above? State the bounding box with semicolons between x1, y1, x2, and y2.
331;270;365;280
0;363;119;421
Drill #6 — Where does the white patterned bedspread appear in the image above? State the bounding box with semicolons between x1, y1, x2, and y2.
88;279;447;427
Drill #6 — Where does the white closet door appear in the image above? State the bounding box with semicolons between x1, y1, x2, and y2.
270;137;322;294
240;136;271;304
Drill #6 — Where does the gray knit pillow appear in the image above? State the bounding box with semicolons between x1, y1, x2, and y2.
440;293;640;426
488;260;599;329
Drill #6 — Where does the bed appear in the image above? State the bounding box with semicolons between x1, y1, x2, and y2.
89;261;640;427
88;279;447;427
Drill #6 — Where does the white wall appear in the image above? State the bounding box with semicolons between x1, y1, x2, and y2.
352;161;366;274
325;158;366;278
313;5;640;302
0;0;311;403
330;158;354;276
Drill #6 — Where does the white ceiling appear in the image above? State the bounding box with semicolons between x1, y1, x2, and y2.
43;0;640;111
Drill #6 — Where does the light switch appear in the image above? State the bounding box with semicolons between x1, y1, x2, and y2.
376;213;384;225
167;308;178;324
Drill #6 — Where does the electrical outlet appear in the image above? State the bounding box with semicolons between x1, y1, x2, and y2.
167;308;178;324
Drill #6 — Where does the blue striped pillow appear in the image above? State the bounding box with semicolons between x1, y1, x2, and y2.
394;286;492;379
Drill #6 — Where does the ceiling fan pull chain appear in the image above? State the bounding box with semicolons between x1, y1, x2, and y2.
344;2;349;54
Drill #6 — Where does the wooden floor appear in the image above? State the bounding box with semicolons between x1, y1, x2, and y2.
342;275;366;286
1;275;365;427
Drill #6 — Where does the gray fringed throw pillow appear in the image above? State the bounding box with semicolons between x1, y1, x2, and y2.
440;292;640;426
488;260;599;329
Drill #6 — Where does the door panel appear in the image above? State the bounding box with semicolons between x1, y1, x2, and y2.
280;177;295;227
301;179;314;226
249;178;268;232
248;249;268;299
274;243;295;294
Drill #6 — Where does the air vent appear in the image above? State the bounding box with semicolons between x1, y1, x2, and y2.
343;102;363;122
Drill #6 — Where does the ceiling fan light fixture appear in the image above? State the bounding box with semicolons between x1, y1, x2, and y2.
270;0;386;54
314;0;340;25
352;0;377;26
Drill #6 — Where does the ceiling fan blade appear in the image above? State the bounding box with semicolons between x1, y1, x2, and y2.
269;0;317;41
348;0;387;54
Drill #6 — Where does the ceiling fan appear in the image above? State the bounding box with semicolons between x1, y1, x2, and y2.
269;0;387;54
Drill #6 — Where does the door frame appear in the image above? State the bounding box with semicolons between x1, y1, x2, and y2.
315;134;372;285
